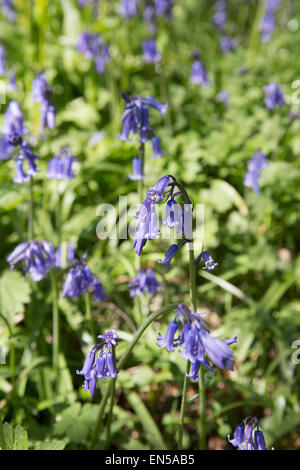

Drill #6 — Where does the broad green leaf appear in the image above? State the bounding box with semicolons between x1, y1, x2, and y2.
0;270;31;324
127;392;168;450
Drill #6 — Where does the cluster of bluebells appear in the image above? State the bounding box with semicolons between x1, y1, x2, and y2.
31;73;56;137
133;174;218;270
0;100;41;183
47;147;76;181
120;0;173;31
76;330;119;397
157;304;237;381
190;51;210;88
76;31;110;74
129;268;162;297
260;0;281;42
211;0;237;54
228;417;269;450
0;0;16;22
62;255;107;301
7;240;74;281
244;149;268;194
119;93;167;179
263;82;285;110
142;39;161;64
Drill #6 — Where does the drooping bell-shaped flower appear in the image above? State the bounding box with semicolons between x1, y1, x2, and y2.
129;156;145;181
190;60;210;87
142;39;161;64
149;136;166;159
263;82;285;110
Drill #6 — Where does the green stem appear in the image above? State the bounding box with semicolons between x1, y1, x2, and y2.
28;177;34;239
178;362;190;449
85;292;95;338
105;377;116;449
0;313;15;385
90;303;178;449
199;366;206;450
189;244;206;450
50;271;59;373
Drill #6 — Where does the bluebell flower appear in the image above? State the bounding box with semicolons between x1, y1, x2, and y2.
154;0;173;18
158;244;179;268
156;320;180;352
263;82;285;109
143;39;161;63
190;60;210;87
244;149;268;194
195;250;218;271
47;148;76;180
0;45;6;76
119;0;139;18
62;257;107;301
119;93;167;142
129;157;145;180
55;243;75;268
260;0;281;42
7;240;56;281
129;268;162;297
139;105;152;142
212;0;227;28
156;305;236;380
3;100;25;145
31;73;56;135
220;35;237;54
216;89;230;107
146;175;170;202
95;44;110;73
161;199;181;229
92;278;108;301
7;70;17;92
149;136;166;159
228;417;269;450
77;329;119;397
0;0;16;22
76;31;100;59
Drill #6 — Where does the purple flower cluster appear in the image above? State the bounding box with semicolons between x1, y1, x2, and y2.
211;0;236;54
133;175;208;269
0;45;6;75
62;256;107;301
0;100;41;181
190;60;210;87
142;39;161;64
47;147;76;180
120;0;173;24
263;82;285;110
0;0;16;22
212;0;227;28
260;0;281;42
119;93;167;143
244;149;268;194
129;268;162;297
228;417;268;450
7;240;75;280
76;329;119;397
157;304;237;381
76;31;109;74
31;74;56;136
7;240;56;281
